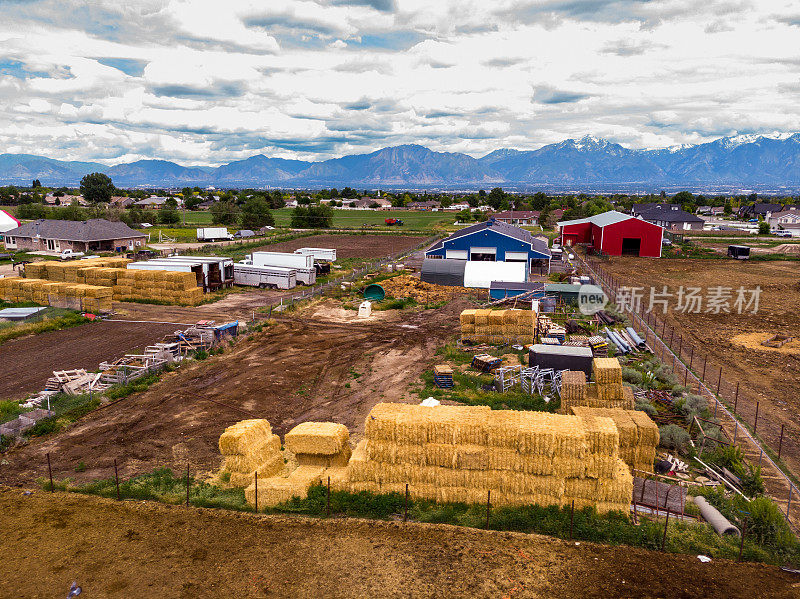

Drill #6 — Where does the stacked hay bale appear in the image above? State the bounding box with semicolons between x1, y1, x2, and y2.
248;422;351;507
461;309;536;345
0;277;112;311
346;403;632;514
570;407;660;474
114;269;201;305
219;419;284;489
586;358;635;409
558;370;587;414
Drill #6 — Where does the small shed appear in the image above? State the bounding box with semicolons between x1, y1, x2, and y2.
727;245;750;260
544;283;581;304
489;281;546;300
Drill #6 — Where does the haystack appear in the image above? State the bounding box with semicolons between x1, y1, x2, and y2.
284;422;352;468
219;419;284;488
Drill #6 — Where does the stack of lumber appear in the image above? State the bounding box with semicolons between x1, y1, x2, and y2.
220;419;284;488
588;336;609;357
0;277;113;312
248;422;351;507
346;403;633;514
381;274;472;302
570;407;659;474
460;308;536;344
23;258;202;305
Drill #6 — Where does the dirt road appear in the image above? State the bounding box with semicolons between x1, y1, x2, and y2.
252;234;427;258
0;300;465;484
0;320;179;400
2;487;797;599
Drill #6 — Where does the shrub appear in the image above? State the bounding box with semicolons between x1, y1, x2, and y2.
622;367;643;385
659;424;690;452
680;394;708;423
635;401;658;417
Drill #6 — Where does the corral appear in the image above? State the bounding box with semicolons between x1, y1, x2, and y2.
601;258;800;477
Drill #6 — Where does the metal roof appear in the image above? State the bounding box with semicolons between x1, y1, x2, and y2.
489;281;545;291
428;219;551;256
557;210;634;228
0;307;47;320
4;219;145;242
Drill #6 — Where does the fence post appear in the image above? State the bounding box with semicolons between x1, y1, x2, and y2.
702;356;707;381
47;453;54;493
486;490;491;529
569;499;575;540
661;506;671;551
717;368;722;395
778;425;785;459
754;401;759;434
738;522;746;562
114;459;120;500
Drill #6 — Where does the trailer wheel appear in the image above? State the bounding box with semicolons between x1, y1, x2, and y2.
258;283;267;289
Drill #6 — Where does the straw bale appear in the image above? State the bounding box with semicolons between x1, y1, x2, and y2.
571;407;637;448
219;419;273;455
560;370;587;402
584;454;618;479
474;309;491;325
246;465;325;506
621;385;635;409
460;309;476;325
296;445;352;468
285;422;349;456
224;434;281;472
628;410;659;446
229;453;285;487
365;440;425;465
461;324;476;335
579;415;618;456
488;310;505;325
595;382;623;401
593;357;622;384
502;310;517;324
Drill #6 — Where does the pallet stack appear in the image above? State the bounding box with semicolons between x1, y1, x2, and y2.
220;419;285;488
588;336;609;357
460;308;536;345
433;365;454;388
471;353;503;372
246;422;351;506
570;407;660;474
345;403;633;513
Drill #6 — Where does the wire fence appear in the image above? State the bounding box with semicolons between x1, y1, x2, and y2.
577;253;800;529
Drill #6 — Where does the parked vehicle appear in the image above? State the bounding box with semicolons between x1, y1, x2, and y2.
244;252;316;284
197;227;234;241
385;218;404;226
234;229;255;239
60;249;85;260
233;263;296;289
775;230;793;238
294;247;337;262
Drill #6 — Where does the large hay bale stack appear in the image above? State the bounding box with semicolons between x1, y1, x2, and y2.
349;403;632;513
461;308;537;345
284;422;352;468
571;406;659;474
219;419;284;488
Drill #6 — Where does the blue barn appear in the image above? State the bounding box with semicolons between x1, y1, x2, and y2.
426;219;551;275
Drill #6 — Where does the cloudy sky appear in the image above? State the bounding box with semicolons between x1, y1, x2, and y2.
1;0;799;165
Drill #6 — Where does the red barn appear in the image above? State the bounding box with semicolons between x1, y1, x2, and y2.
557;210;663;257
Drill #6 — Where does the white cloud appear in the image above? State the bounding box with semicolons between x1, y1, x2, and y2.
0;0;798;165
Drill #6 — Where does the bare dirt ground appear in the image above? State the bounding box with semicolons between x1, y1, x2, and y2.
252;234;426;258
0;321;179;401
601;258;800;477
0;299;467;485
3;487;798;599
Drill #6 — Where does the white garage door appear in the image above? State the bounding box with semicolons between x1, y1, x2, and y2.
504;252;528;262
445;249;468;259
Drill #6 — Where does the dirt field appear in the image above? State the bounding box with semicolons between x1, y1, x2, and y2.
0;300;465;485
0;321;179;401
600;258;800;476
253;234;427;259
2;488;798;599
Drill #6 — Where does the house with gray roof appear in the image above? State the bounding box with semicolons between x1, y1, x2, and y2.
3;219;147;254
634;206;705;231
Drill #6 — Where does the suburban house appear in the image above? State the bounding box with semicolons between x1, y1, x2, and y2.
739;203;783;218
491;210;540;226
408;200;441;210
697;205;725;216
634;205;705;231
110;196;135;208
557;210;664;257
446;202;471;211
134;196;178;209
631;202;681;215
767;208;800;229
2;219;148;253
197;200;216;210
45;194;86;206
425;219;551;274
0;209;21;234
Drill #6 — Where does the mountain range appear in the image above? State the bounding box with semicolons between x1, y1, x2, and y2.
2;133;799;191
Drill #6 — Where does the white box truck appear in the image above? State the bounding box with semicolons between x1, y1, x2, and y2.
234;263;296;289
244;252;316;285
197;227;233;242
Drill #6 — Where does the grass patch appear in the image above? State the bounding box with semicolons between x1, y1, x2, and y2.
0;399;26;424
48;469;800;567
105;371;167;401
0;310;91;346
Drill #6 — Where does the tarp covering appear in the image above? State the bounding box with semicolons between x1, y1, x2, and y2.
420;258;467;287
464;261;526;289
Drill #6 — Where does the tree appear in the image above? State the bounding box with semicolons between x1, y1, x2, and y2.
159;207;180;225
31;179;41;188
210;199;239;225
487;187;505;209
758;222;770;235
291;205;333;228
16;203;48;219
723;200;732;215
456;209;473;222
240;197;275;230
80;172;114;204
185;195;202;210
